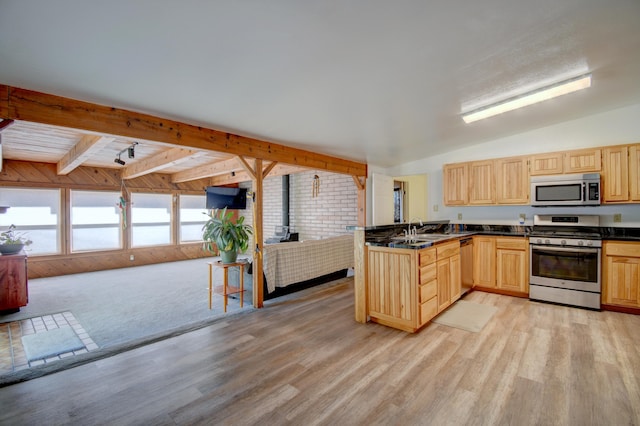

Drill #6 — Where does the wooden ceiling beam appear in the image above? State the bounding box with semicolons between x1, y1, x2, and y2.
0;84;367;177
122;147;205;179
57;134;115;175
236;156;257;180
170;157;242;183
262;161;278;179
0;119;14;172
209;163;308;186
0;119;15;132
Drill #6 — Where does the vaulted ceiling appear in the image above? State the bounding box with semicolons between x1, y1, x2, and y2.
1;0;640;171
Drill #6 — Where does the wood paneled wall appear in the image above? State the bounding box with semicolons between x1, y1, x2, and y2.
0;159;215;278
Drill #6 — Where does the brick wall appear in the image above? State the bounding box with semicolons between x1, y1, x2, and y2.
290;171;357;240
243;171;358;242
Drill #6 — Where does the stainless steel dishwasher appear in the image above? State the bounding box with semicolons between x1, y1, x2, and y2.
460;237;473;296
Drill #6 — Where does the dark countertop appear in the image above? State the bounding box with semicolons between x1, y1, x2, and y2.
602;227;640;241
350;221;640;248
366;232;475;250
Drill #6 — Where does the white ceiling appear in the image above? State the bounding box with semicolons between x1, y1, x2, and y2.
1;0;639;168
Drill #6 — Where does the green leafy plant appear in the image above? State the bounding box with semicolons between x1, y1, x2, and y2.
202;207;252;262
0;224;32;246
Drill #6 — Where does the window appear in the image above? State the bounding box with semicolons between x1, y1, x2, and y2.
131;193;172;247
71;190;122;252
0;188;61;255
179;194;207;243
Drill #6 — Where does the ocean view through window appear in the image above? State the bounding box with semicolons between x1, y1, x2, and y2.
0;188;61;255
71;190;122;252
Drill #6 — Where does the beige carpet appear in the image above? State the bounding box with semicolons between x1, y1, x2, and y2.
432;300;498;332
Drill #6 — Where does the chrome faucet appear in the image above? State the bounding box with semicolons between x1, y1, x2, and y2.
406;217;423;239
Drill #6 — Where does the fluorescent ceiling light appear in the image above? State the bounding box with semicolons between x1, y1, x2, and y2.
462;73;592;124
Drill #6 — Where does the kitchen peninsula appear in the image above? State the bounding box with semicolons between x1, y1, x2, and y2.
350;220;530;332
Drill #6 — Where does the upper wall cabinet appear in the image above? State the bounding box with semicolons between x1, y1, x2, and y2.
603;145;629;202
530;152;564;176
443;157;528;206
564;148;602;173
630;145;640;201
469;160;495;205
496;156;530;204
529;148;601;176
443;163;469;205
602;143;640;203
443;144;639;206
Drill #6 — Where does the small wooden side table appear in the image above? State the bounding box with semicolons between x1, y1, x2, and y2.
208;261;245;312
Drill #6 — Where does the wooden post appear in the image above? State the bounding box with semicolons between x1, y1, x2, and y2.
252;159;264;308
352;175;368;323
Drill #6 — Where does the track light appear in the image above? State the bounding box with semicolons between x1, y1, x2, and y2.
114;142;138;166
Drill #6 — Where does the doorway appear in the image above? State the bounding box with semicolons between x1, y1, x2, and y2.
394;181;406;223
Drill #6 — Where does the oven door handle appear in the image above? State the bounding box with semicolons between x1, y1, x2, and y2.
530;245;599;254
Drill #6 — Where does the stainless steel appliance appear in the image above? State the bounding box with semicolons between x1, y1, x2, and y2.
531;173;601;206
529;214;601;309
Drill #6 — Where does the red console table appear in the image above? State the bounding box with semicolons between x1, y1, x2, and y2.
0;252;28;313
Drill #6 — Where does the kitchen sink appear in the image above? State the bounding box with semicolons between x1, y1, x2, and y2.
391;233;472;243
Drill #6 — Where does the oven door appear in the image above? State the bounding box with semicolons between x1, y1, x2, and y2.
529;244;601;292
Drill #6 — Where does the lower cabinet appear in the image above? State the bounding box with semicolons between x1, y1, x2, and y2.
367;246;417;332
496;238;529;293
367;240;461;333
473;236;496;287
436;241;461;312
603;241;640;309
473;235;529;295
418;248;438;326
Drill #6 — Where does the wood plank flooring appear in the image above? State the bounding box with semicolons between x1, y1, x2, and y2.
0;278;639;425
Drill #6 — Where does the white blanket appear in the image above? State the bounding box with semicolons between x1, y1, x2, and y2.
263;235;354;293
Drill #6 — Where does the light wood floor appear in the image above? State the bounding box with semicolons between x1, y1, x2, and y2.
1;278;639;425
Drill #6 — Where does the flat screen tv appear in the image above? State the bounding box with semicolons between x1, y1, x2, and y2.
205;186;247;210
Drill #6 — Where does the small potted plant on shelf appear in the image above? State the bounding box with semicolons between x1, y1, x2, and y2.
202;207;252;264
0;224;32;255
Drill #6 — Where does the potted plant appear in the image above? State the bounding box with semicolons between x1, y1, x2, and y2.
202;207;253;264
0;224;32;255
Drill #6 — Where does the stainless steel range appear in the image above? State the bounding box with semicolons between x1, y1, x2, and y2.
529;214;601;310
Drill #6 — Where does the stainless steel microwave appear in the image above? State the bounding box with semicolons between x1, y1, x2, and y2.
530;173;601;206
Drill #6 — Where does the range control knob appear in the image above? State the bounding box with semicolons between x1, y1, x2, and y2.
545;239;550;245
578;241;584;246
561;240;567;246
536;239;543;244
587;240;594;246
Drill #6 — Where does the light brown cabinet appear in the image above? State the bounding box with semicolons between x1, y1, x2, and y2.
436;241;461;312
529;152;564;176
443;163;468;205
418;248;438;325
603;241;640;309
366;241;461;333
444;144;640;206
0;252;28;312
443;158;528;206
602;145;629;202
367;246;417;332
473;236;496;287
473;236;528;295
564;148;602;173
469;160;495;205
495;156;530;204
496;238;529;293
629;145;640;201
601;143;640;203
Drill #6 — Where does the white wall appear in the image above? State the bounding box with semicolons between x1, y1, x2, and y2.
379;103;640;227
